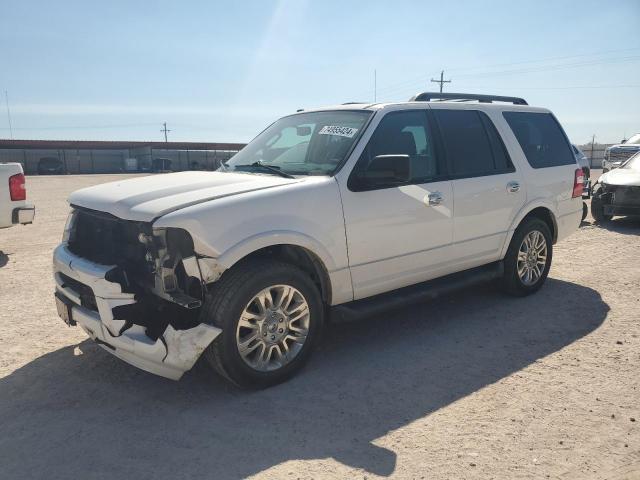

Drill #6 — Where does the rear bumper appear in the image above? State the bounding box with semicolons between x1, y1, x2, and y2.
12;205;35;225
582;179;591;199
52;244;221;380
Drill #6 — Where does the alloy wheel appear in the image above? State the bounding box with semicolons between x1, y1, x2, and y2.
235;284;310;372
517;230;548;286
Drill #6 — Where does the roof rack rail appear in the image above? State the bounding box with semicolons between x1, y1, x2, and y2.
409;92;528;105
342;102;368;105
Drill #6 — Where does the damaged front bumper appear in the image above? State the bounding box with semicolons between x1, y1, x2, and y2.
53;244;221;380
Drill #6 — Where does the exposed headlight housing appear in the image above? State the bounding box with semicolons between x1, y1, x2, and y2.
61;210;78;243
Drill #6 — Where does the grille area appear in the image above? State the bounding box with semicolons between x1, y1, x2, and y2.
609;149;639;162
612;185;640;206
68;208;150;267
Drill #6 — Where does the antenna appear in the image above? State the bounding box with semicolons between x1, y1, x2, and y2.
374;69;377;102
4;91;13;140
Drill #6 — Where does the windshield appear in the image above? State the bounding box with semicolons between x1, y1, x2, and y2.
625;133;640;145
622;152;640;171
224;110;372;176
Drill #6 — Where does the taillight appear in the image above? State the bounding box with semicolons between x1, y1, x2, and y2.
9;173;26;201
572;168;584;198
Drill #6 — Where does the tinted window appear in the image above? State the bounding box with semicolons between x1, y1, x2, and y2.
479;112;513;172
503;112;575;168
434;109;509;177
352;110;439;188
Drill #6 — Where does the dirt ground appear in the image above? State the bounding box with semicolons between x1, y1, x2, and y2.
0;173;638;480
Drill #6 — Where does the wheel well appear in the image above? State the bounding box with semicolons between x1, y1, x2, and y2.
522;207;557;243
232;244;332;304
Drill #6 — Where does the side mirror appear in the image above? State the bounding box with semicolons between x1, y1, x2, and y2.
359;154;412;187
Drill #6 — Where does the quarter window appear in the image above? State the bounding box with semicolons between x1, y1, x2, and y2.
503;111;575;168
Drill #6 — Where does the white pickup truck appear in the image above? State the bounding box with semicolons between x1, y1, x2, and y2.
53;92;583;388
1;163;35;229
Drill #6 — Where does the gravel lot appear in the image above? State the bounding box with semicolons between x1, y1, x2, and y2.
0;174;639;480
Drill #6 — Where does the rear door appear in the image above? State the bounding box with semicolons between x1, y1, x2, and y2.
430;106;525;268
338;109;454;300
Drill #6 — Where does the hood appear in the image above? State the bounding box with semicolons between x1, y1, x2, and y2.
607;143;640;152
599;167;640;187
69;171;301;222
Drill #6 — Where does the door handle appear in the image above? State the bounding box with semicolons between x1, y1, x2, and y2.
427;192;444;206
507;181;520;193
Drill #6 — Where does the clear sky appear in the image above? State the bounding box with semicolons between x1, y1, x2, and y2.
1;0;639;145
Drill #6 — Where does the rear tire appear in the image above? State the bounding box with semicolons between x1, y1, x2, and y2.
201;259;324;389
501;218;553;297
581;202;588;222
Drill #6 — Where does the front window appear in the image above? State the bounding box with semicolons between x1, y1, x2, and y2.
625;133;640;145
223;110;372;176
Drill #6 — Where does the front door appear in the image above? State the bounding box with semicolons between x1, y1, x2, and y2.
337;109;454;300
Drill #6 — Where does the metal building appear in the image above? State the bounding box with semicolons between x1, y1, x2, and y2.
0;139;246;175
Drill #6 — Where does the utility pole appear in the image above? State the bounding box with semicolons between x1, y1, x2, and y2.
430;70;451;93
4;90;13;139
161;122;171;142
590;134;596;169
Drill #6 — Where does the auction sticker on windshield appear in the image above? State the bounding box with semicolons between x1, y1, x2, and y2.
318;126;358;138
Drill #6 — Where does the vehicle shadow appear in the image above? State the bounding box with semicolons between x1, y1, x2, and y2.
0;250;8;268
0;278;608;479
598;216;640;234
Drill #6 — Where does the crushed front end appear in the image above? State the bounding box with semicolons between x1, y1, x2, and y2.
598;183;640;217
52;207;222;380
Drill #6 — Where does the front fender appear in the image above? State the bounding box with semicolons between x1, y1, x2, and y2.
216;230;339;272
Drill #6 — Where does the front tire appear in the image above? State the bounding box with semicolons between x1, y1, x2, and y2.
501;218;553;296
201;259;324;389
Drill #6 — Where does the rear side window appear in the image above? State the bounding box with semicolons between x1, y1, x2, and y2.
433;109;514;178
503;112;575;168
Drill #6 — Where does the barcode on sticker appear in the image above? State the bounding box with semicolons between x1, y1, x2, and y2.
318;126;358;138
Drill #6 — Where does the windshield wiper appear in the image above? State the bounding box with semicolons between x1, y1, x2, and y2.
232;161;295;179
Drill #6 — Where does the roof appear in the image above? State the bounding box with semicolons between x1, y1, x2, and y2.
0;139;246;151
302;101;545;115
297;93;543;115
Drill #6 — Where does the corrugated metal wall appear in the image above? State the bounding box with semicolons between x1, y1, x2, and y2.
0;147;240;175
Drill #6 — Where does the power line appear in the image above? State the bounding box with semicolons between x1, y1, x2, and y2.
366;56;640;101
347;48;640;101
430;70;451;93
161;122;171;142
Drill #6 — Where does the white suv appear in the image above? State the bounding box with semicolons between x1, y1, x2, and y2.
53;92;583;387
